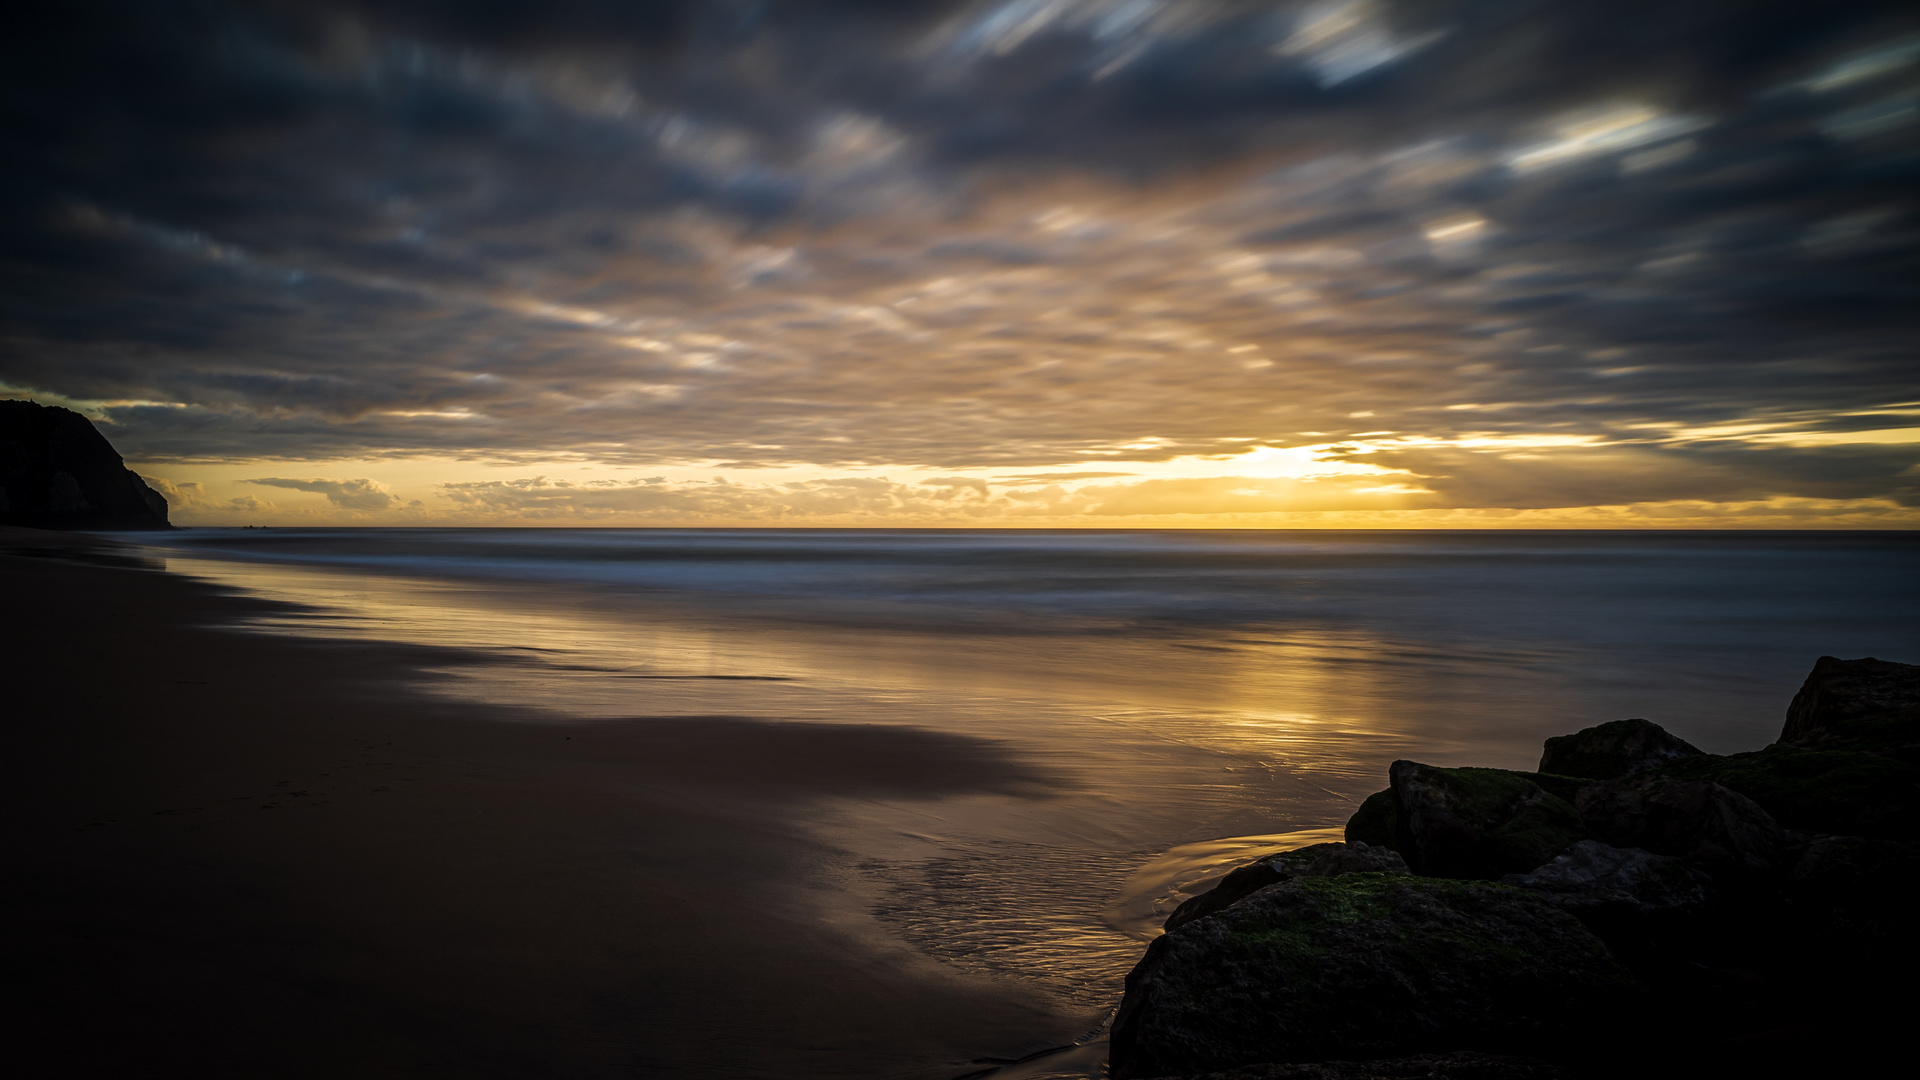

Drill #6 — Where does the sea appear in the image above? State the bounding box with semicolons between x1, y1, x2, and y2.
127;527;1920;1076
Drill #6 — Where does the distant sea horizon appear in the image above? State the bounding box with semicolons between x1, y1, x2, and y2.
136;525;1920;761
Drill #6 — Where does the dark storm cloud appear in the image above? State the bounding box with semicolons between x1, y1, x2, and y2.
2;0;1916;516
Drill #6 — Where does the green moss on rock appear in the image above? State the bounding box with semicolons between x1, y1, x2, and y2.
1346;769;1595;878
1111;874;1641;1078
1390;763;1589;879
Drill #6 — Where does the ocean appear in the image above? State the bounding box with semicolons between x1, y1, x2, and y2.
128;527;1920;1075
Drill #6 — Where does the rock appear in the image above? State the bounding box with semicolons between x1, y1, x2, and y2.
1780;656;1920;756
1344;789;1398;848
1650;744;1919;840
1163;1051;1563;1078
1537;718;1701;780
1345;772;1593;866
1165;842;1409;932
1574;775;1786;879
1110;874;1639;1079
1500;840;1713;941
1301;842;1409;878
1387;762;1588;879
0;400;169;530
1783;833;1920;950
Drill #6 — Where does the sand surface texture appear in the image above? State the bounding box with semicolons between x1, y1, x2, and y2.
0;528;1084;1079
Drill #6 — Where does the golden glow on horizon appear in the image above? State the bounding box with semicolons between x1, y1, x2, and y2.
128;436;1920;529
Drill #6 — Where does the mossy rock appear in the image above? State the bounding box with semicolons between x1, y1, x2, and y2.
1651;745;1920;840
1347;769;1594;877
1509;769;1597;806
1538;718;1702;780
1782;656;1920;756
1111;874;1640;1078
1166;842;1410;932
1380;764;1594;879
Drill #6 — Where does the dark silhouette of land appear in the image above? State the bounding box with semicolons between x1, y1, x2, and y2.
0;400;169;530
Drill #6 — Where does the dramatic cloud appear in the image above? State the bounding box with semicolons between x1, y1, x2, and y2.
3;1;1916;524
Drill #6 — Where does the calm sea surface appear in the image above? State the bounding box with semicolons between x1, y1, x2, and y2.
129;528;1920;1075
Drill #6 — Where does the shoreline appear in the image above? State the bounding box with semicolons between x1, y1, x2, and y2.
0;527;1088;1078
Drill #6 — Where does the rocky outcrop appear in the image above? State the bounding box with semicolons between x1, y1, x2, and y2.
1499;839;1713;943
1573;775;1785;880
0;400;169;530
1606;661;1920;841
1117;660;1920;1079
1648;744;1918;840
1538;718;1701;780
1384;762;1587;879
1161;1051;1562;1079
1781;656;1920;756
1343;789;1398;848
1165;842;1408;932
1783;833;1920;950
1110;874;1637;1080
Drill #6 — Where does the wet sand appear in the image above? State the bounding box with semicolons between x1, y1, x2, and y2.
0;528;1087;1078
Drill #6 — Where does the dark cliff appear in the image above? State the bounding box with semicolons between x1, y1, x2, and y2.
0;400;171;530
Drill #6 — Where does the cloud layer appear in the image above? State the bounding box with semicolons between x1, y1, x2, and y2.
4;1;1917;524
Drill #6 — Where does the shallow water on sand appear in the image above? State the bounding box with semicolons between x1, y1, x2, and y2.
131;528;1919;1074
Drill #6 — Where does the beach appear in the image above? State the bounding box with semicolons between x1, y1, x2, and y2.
5;525;1917;1078
1;528;1095;1078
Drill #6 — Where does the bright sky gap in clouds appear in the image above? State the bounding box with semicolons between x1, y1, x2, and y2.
4;1;1917;527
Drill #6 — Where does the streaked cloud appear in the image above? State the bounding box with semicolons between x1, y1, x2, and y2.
3;1;1916;526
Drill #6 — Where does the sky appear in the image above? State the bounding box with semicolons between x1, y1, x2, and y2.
3;0;1917;527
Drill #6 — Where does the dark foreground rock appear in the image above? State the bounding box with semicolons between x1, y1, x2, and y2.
1110;875;1638;1080
1122;661;1918;1079
1537;718;1701;780
1383;762;1588;879
1573;775;1786;879
1165;842;1408;932
1649;743;1919;839
1627;660;1920;839
1783;833;1920;950
1498;840;1715;965
1781;655;1920;754
0;400;169;529
1165;1051;1562;1079
1343;788;1399;848
1500;840;1712;923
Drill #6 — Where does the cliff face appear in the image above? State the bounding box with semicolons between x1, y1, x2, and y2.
0;400;171;530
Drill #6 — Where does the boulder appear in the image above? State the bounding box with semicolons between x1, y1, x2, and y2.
1783;833;1920;951
1780;656;1920;756
1499;840;1713;942
1574;775;1786;879
1163;1051;1562;1079
1651;744;1919;840
1165;842;1408;932
0;400;169;530
1537;718;1701;780
1343;789;1397;848
1387;762;1588;879
1110;874;1639;1079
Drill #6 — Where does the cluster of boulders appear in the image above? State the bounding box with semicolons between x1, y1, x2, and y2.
1111;656;1920;1079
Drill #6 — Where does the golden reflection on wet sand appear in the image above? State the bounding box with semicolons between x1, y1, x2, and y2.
142;549;1525;1041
